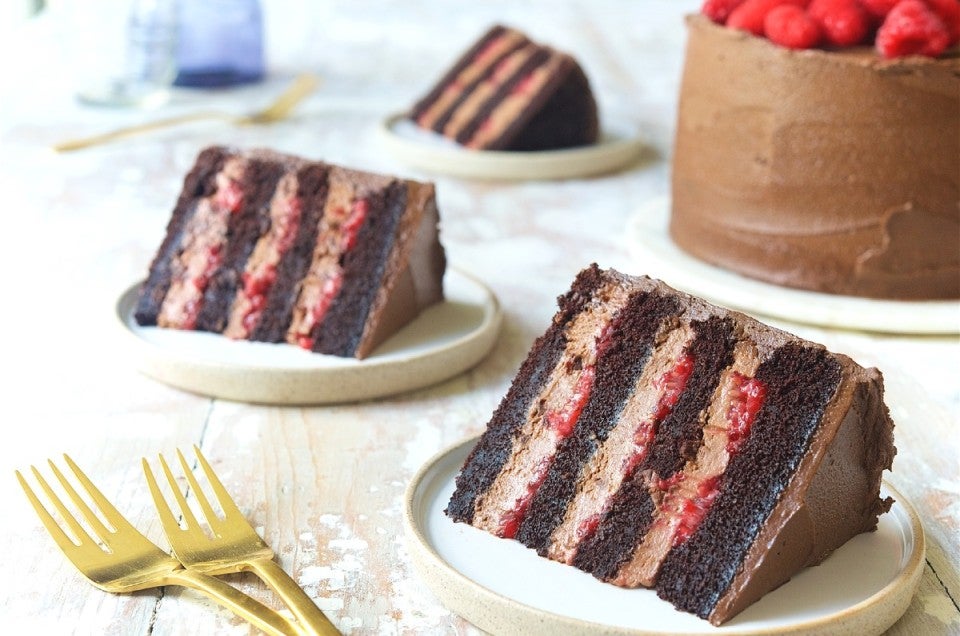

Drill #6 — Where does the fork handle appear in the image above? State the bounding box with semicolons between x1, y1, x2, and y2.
247;559;341;635
166;568;300;636
52;111;227;152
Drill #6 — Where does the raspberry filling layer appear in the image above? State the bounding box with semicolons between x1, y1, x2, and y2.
620;354;696;479
563;353;696;550
288;195;369;350
725;373;767;454
659;372;767;547
497;325;614;539
442;45;534;139
416;31;525;129
295;272;344;350
158;161;246;329
225;174;302;339
466;55;561;149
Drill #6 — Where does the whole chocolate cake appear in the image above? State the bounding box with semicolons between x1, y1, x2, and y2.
135;146;446;359
447;264;895;625
409;24;599;151
670;11;960;300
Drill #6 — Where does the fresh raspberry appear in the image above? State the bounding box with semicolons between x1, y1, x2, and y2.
765;4;824;47
808;0;871;45
727;0;807;35
858;0;902;20
876;0;952;57
924;0;960;43
702;0;748;23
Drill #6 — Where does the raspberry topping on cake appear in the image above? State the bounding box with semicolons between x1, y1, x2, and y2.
765;5;824;48
808;0;871;46
876;0;953;56
702;0;959;57
702;0;748;23
727;0;807;36
859;0;902;18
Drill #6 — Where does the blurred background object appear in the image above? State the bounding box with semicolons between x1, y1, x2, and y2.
174;0;265;88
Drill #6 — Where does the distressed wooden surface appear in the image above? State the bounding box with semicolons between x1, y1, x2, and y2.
1;1;957;634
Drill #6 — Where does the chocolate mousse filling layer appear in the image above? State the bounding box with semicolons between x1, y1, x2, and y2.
515;290;682;554
156;156;250;330
466;276;635;538
249;163;331;343
571;316;737;580
135;146;230;326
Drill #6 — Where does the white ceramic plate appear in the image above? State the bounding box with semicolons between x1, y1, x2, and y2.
626;196;959;335
377;112;645;181
115;268;502;404
404;436;924;636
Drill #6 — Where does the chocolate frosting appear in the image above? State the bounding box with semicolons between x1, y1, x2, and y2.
670;14;960;300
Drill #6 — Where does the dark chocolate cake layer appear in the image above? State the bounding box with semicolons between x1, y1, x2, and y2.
427;29;530;135
312;180;407;357
446;264;895;625
446;267;603;524
502;59;598;151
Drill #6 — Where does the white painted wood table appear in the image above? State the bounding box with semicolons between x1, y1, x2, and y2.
1;1;956;634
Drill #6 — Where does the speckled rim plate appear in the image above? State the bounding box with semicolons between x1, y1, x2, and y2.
115;267;502;404
626;196;960;335
404;436;924;636
377;112;645;180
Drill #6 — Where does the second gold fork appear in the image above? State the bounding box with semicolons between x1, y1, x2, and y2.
143;447;340;636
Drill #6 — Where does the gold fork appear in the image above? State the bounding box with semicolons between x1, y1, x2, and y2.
143;447;340;636
16;455;299;636
53;73;320;153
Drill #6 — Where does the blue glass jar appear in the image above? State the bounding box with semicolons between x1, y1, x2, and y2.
174;0;264;87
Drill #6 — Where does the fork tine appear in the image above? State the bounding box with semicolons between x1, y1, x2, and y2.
142;458;187;540
16;468;96;556
157;452;205;533
61;453;145;539
176;448;225;534
50;456;116;541
192;445;246;522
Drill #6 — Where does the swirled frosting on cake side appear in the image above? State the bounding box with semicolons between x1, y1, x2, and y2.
670;14;960;300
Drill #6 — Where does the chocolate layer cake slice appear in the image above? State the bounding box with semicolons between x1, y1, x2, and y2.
447;264;895;625
134;146;446;359
409;24;599;151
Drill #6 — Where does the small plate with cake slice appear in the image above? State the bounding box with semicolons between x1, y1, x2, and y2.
404;436;924;636
403;265;923;635
381;24;645;181
115;266;502;404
